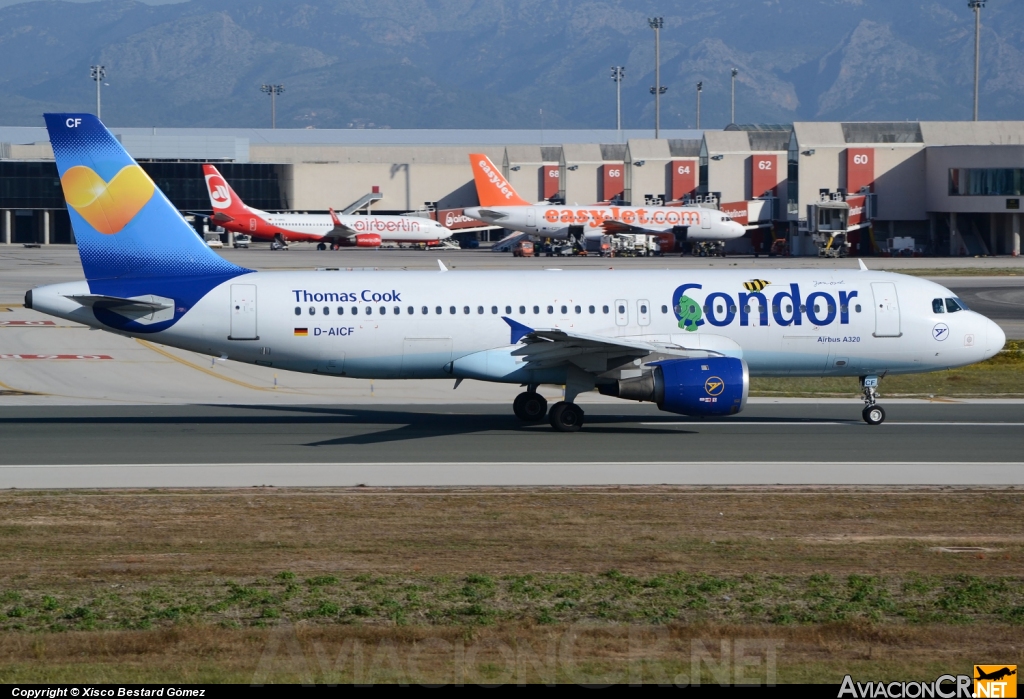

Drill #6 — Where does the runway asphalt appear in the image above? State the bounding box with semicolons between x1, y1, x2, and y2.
1;402;1021;487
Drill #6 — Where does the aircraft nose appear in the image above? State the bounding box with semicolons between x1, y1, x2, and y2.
985;317;1006;359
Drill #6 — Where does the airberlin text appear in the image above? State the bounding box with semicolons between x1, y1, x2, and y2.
293;289;401;303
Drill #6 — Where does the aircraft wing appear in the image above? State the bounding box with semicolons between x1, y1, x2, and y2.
502;317;716;372
321;208;359;238
600;219;671;235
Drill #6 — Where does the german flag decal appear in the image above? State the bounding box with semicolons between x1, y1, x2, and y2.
294;328;309;336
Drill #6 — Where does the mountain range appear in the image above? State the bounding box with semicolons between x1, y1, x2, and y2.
0;0;1021;130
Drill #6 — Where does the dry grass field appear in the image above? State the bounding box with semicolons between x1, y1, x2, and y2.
0;488;1022;683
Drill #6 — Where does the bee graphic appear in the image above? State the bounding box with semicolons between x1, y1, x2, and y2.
743;279;771;292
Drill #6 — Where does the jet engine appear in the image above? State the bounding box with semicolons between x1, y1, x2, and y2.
598;356;748;417
337;234;382;248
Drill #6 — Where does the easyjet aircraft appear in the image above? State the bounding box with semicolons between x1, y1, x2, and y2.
203;164;452;248
463;154;744;244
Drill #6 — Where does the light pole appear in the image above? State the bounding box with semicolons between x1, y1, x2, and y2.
90;65;106;118
648;17;667;139
260;84;285;128
730;68;738;125
969;1;985;121
696;81;703;129
611;66;625;138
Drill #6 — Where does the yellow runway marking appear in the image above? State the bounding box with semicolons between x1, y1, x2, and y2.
135;339;273;392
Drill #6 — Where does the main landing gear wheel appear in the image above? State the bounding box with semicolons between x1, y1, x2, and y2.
549;402;584;432
513;392;548;422
862;405;886;426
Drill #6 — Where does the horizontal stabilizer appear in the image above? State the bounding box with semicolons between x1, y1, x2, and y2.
66;294;172;313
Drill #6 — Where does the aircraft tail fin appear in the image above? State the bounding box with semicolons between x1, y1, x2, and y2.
469;153;531;207
203;163;249;220
43;114;248;317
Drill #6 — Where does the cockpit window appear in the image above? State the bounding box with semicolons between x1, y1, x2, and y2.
932;299;944;314
953;297;970;311
945;298;964;313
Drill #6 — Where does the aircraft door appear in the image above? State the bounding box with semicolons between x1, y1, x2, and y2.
229;284;258;340
637;299;651;328
526;209;535;229
701;211;711;229
871;282;902;337
614;299;629;327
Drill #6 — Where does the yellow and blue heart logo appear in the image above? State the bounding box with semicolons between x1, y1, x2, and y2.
61;164;155;235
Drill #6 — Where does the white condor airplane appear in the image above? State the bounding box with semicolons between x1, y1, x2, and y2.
463;154;746;244
202;164;452;248
29;115;1006;431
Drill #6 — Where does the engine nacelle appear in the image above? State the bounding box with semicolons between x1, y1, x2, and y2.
338;234;382;248
599;357;748;417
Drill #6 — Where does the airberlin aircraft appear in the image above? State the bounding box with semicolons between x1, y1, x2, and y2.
463;154;745;244
29;115;1006;432
202;164;453;248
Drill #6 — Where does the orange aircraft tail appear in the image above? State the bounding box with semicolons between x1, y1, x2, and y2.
468;153;531;207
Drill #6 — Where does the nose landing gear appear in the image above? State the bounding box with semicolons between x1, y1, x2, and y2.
860;375;885;425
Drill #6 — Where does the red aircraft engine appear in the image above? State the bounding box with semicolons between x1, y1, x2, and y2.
338;234;382;248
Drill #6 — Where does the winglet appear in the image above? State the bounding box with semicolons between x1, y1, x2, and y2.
329;207;343;227
858;259;868;271
502;316;534;344
438;259;448;272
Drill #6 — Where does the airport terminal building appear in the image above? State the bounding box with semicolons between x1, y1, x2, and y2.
0;121;1020;256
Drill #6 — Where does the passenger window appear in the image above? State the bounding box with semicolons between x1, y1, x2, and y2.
395;306;401;315
703;305;709;313
786;305;793;313
477;306;484;314
800;304;806;313
575;305;581;314
505;306;512;314
661;305;668;314
420;306;426;314
379;306;386;315
561;305;567;314
408;306;414;314
743;305;750;314
323;307;330;315
435;306;442;314
618;304;625;314
547;306;554;314
351;306;358;315
309;307;315;315
463;306;470;314
519;306;526;314
294;307;301;316
450;306;456;314
338;307;344;315
855;304;862;313
813;304;820;313
366;306;372;315
602;305;609;314
640;304;647;314
533;306;540;314
491;306;498;314
840;305;847;314
589;305;595;314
